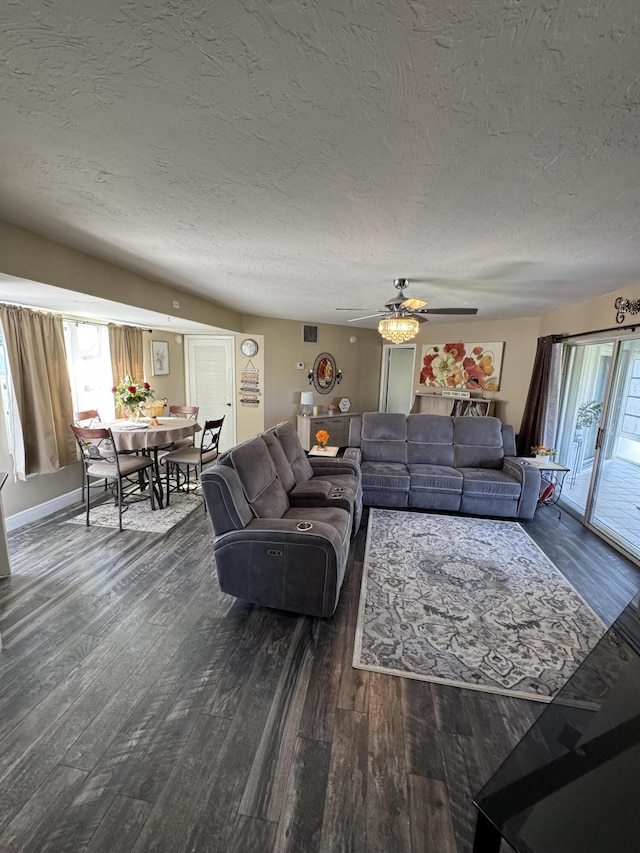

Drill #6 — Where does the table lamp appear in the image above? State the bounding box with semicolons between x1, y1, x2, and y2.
300;391;314;417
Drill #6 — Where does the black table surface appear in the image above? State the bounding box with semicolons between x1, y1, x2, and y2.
473;591;640;853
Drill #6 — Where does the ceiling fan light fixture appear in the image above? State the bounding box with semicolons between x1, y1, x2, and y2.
399;297;427;310
378;315;420;344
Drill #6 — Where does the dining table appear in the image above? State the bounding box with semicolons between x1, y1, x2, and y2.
107;417;201;508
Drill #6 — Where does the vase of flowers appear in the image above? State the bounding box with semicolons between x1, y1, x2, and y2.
315;429;330;447
531;445;556;461
113;376;154;420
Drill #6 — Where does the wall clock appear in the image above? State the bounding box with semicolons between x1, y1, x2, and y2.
240;338;259;357
338;397;351;413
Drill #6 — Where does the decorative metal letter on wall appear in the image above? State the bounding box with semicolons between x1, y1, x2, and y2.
615;297;640;324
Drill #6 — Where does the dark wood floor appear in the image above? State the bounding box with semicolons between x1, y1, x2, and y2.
0;501;639;853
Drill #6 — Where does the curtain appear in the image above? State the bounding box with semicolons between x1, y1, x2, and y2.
0;304;77;478
109;325;144;418
517;335;563;455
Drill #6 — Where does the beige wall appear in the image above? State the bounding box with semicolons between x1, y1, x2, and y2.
410;316;542;433
540;284;640;338
142;331;186;405
242;316;382;428
0;218;242;332
234;335;265;441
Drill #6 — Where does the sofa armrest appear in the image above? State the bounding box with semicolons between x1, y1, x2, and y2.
341;447;361;466
201;465;254;534
503;457;542;519
212;518;348;617
290;479;333;500
309;456;361;480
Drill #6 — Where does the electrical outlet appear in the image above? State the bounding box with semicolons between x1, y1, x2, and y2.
172;300;180;309
296;362;305;370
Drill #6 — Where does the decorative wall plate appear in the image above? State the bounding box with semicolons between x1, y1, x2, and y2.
338;397;351;412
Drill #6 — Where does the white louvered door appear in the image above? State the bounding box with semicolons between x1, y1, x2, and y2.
184;335;235;451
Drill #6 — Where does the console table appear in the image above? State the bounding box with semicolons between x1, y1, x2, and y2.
296;413;360;451
473;591;640;852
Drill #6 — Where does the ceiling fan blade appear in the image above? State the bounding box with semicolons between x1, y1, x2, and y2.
416;307;479;315
347;312;385;322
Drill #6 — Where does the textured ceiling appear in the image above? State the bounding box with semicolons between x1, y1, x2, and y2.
1;0;639;328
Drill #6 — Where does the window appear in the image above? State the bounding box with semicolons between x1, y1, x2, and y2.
63;321;115;420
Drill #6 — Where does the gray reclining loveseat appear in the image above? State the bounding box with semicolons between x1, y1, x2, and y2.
346;412;540;519
201;422;362;617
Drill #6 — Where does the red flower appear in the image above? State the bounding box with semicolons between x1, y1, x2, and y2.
464;364;485;388
443;342;466;362
111;386;117;393
143;382;151;390
127;385;137;394
420;353;437;384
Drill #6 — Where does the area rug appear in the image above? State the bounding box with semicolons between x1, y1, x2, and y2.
353;509;606;702
67;493;202;533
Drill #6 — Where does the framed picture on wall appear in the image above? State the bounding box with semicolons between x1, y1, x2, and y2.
151;340;170;375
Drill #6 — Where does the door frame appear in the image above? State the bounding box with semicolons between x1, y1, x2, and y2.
184;335;236;451
558;333;640;563
378;343;416;413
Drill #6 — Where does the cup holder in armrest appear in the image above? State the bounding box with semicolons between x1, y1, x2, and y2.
331;493;342;499
296;521;313;531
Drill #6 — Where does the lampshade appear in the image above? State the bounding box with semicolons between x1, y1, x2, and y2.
378;315;420;344
300;391;314;406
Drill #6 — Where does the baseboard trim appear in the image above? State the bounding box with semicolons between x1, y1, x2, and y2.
5;489;82;531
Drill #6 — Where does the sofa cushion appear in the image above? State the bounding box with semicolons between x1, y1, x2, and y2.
459;468;522;498
228;436;290;518
454;417;505;469
408;464;463;493
361;413;407;463
407;414;455;466
361;461;410;490
262;430;296;491
274;422;315;483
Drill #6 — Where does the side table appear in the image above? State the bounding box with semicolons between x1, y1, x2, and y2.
517;458;570;518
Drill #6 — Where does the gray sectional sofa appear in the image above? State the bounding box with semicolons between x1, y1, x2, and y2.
346;412;541;519
201;422;362;617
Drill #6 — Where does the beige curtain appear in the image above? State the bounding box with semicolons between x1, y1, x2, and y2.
0;304;77;476
109;325;145;418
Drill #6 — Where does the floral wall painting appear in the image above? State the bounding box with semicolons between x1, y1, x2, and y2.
151;340;170;376
419;342;504;391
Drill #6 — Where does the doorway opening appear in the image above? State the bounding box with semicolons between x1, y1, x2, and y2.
379;345;416;414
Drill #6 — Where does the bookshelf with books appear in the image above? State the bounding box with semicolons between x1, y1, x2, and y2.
412;392;495;417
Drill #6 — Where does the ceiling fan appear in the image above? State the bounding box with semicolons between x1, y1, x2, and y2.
335;279;478;343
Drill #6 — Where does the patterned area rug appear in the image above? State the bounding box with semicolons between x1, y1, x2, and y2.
353;509;606;702
68;493;202;533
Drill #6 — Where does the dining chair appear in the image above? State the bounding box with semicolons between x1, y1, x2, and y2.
167;405;200;450
161;417;224;506
70;424;157;531
74;409;103;501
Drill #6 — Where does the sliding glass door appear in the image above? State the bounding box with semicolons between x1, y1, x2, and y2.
557;336;640;561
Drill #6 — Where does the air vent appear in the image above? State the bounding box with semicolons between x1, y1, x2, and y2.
303;325;318;344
